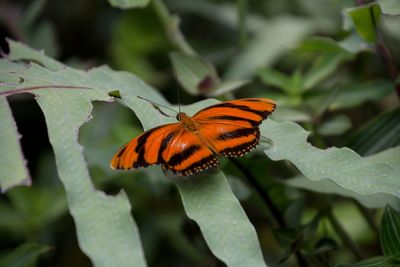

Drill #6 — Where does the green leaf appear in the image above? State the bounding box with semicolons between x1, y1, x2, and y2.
287;146;400;209
6;186;68;229
0;243;51;267
366;146;400;167
271;107;312;122
207;80;249;97
0;96;30;191
170;52;219;95
317;114;352;136
286;176;400;210
329;80;393;110
258;68;291;92
225;16;314;79
379;0;400;15
381;205;400;255
1;40;147;267
336;255;400;267
347;3;382;43
298;35;369;54
176;173;268;267
108;0;149;9
262;120;400;207
346;107;400;156
302;52;352;90
7;38;63;71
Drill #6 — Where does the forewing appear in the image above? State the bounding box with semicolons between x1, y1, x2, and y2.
193;98;274;157
110;123;182;170
193;98;276;126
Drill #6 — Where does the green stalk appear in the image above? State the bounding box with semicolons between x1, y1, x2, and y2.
152;0;196;55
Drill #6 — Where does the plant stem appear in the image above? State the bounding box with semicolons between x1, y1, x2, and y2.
152;0;196;55
237;0;248;48
325;208;365;260
356;0;400;99
353;200;379;239
229;158;309;267
230;158;285;226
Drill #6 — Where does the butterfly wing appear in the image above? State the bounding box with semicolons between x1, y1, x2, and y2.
193;98;276;157
111;98;275;175
110;123;182;170
110;122;218;175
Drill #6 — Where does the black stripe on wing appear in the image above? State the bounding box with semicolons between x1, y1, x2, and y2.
157;130;179;163
220;128;260;157
167;145;202;167
207;115;259;127
216;127;256;140
164;154;219;176
199;103;272;120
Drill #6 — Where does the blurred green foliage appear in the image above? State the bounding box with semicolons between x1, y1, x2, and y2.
0;0;400;266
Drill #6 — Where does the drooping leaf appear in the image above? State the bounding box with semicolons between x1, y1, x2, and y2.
262;120;400;207
380;205;400;255
0;96;30;191
286;176;400;210
285;147;400;210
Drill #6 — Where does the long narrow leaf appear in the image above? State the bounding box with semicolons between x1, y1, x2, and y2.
0;96;30;191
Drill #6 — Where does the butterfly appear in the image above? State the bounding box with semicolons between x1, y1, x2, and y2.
110;98;276;176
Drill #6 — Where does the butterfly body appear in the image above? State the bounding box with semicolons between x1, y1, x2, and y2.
110;98;276;176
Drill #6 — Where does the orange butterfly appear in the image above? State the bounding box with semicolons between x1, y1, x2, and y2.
110;98;276;176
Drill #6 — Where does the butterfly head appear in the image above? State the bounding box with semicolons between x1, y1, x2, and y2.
176;112;186;122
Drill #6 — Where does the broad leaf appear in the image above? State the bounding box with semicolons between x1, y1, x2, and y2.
262;120;400;206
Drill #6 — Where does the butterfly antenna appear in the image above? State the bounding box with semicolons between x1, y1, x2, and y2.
137;96;178;115
175;73;182;113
